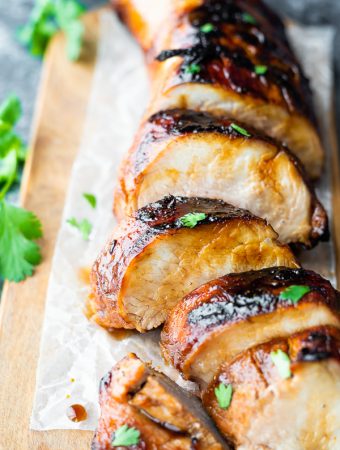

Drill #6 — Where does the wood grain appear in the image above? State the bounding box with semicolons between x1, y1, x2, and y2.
0;9;102;449
0;6;339;450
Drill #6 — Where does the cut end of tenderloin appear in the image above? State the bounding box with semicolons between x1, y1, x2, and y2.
161;267;340;387
90;196;298;332
202;327;340;450
92;353;228;450
115;109;328;246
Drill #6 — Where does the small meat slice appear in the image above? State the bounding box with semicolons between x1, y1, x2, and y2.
113;0;324;178
202;327;340;450
161;267;340;387
115;109;328;247
92;353;228;450
90;196;298;332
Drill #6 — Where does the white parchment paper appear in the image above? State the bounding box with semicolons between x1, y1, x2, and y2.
30;11;336;430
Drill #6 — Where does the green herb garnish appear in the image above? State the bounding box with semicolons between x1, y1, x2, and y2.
179;212;207;228
185;63;201;74
67;217;92;241
270;349;291;379
242;12;257;24
0;201;43;282
83;192;96;209
230;123;251;137
112;424;140;447
254;65;268;75
279;285;311;304
215;383;233;409
18;0;86;60
0;94;42;283
200;23;214;33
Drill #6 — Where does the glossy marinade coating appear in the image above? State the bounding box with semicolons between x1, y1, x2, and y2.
203;327;340;449
90;196;298;331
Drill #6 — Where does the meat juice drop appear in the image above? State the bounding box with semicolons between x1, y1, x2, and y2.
66;404;88;422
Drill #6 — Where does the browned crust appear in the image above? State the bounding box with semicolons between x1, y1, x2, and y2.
114;109;328;246
91;196;264;329
161;267;340;376
114;0;319;129
202;326;340;446
92;353;227;449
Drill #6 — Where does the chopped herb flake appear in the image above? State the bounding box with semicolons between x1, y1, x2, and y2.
215;383;233;409
83;192;96;209
179;212;207;228
242;12;257;24
230;123;251;137
185;63;201;74
18;0;85;60
112;424;140;447
270;349;291;379
254;65;268;75
67;217;92;241
200;23;214;33
279;285;311;304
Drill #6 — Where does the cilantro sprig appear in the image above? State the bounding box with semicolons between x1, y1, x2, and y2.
230;123;251;137
83;192;96;209
185;63;201;75
200;23;214;33
270;349;291;379
254;65;268;75
215;383;233;409
67;217;92;241
179;212;207;228
279;285;311;304
0;94;43;283
18;0;86;60
112;424;140;447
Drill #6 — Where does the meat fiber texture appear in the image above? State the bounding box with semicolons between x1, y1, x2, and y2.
30;11;335;430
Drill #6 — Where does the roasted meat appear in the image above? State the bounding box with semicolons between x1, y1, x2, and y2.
114;0;324;178
90;196;298;332
202;327;340;450
114;109;328;246
161;267;340;386
92;353;228;449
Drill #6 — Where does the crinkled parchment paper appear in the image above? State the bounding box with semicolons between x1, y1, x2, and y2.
31;11;336;430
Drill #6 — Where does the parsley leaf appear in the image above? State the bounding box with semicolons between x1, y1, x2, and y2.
0;95;27;192
230;123;251;137
0;94;22;126
242;13;257;24
67;217;92;241
83;192;96;209
18;0;85;60
112;424;140;447
270;349;291;379
279;285;310;304
179;212;207;228
185;63;201;74
200;23;214;33
0;201;43;282
215;383;233;409
254;65;268;75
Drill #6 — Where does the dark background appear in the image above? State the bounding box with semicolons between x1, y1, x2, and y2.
0;0;339;144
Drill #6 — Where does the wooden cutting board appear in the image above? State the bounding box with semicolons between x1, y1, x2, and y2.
0;6;340;450
0;8;103;449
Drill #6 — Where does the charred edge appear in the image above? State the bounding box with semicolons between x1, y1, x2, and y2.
155;0;315;122
297;331;339;362
187;267;337;328
148;109;252;139
134;195;255;231
138;407;189;435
